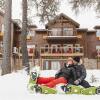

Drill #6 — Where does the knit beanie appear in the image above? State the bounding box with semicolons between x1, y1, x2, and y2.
73;56;80;63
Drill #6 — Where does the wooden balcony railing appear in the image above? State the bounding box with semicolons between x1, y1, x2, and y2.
40;46;84;57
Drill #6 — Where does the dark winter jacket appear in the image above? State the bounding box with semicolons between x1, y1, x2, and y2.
55;64;76;84
74;64;86;83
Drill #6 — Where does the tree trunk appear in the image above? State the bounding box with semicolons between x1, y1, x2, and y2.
21;0;30;74
1;0;12;75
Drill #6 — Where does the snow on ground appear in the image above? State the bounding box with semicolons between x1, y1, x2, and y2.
0;69;100;100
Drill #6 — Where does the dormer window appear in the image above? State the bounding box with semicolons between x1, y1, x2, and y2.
63;28;73;36
51;28;61;36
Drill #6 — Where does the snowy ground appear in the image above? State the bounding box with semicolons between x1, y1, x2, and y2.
0;69;100;100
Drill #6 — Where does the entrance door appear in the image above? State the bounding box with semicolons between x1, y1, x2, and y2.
43;61;49;70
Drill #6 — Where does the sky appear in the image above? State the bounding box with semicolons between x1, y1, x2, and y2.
12;0;100;30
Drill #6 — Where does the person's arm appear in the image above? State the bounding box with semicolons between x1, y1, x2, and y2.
71;67;77;81
78;64;86;82
74;64;86;85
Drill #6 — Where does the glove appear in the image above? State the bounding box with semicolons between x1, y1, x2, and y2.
74;80;80;85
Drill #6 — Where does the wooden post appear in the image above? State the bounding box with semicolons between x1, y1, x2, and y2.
11;23;14;72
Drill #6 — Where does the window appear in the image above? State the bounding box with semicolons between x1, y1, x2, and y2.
75;44;81;53
63;44;73;53
96;46;100;56
63;28;73;36
43;61;49;70
63;44;68;53
51;44;58;53
51;28;61;36
27;30;35;37
96;30;100;37
44;44;49;53
27;45;35;54
51;61;60;70
67;44;73;53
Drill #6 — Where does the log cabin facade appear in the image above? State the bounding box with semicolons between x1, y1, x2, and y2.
27;13;100;69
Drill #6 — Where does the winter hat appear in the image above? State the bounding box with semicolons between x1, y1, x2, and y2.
73;56;80;63
67;57;73;61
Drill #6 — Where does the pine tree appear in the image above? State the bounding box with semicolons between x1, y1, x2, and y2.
1;0;12;75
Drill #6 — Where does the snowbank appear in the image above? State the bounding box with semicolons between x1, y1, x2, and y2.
0;69;100;100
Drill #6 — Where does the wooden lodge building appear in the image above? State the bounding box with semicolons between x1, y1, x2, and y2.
27;13;100;69
0;11;100;70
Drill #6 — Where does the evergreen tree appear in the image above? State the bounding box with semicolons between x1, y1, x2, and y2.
1;0;12;75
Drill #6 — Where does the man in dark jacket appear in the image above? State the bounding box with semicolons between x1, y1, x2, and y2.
73;56;91;88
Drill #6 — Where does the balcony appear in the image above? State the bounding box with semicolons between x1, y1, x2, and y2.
43;29;78;41
40;46;84;57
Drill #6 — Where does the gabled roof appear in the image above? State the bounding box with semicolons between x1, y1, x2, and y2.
94;25;100;29
46;13;80;28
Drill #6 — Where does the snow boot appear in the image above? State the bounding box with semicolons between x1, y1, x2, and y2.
62;85;83;94
31;72;38;81
34;84;42;93
61;84;71;93
27;72;38;92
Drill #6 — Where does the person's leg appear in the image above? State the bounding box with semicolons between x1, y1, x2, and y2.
79;80;91;88
37;77;55;84
45;77;67;88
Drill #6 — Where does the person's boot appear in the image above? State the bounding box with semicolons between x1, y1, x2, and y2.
31;72;38;81
61;84;70;92
27;72;38;92
34;84;42;93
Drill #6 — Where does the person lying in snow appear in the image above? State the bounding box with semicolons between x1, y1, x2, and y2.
31;58;76;88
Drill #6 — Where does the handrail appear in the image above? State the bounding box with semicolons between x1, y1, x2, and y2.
40;46;83;54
